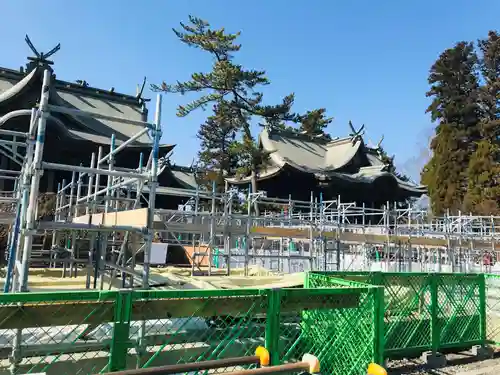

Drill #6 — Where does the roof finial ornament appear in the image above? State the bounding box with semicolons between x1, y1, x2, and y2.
377;134;384;149
76;80;89;87
348;120;365;144
25;35;61;64
136;76;147;100
369;134;384;150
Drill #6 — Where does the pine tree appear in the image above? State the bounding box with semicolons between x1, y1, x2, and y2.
376;146;410;182
421;42;481;215
464;31;500;214
152;16;298;213
196;102;239;193
297;108;333;135
152;16;296;124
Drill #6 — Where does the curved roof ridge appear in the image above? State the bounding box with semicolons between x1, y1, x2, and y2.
260;127;284;167
266;126;332;142
324;138;362;170
326;136;353;146
261;127;364;172
0;67;40;103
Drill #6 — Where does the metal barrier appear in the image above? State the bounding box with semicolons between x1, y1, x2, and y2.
0;284;379;375
308;271;487;359
3;273;499;375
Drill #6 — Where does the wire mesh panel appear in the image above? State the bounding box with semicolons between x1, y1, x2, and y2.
379;273;432;356
311;271;373;285
125;289;267;373
313;272;487;359
306;272;372;289
0;291;116;375
436;274;482;347
486;274;500;345
277;287;379;375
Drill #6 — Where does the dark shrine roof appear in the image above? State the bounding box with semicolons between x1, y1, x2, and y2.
226;127;427;196
0;65;173;151
165;164;198;190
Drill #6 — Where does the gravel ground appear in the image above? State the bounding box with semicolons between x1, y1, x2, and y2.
387;351;500;374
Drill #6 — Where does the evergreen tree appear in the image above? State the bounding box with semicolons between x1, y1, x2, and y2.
464;31;500;214
297;108;333;135
152;16;297;214
196;102;239;193
151;16;296;124
376;146;410;182
421;42;481;215
478;31;500;123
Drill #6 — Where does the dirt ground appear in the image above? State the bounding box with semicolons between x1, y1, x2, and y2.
387;351;500;375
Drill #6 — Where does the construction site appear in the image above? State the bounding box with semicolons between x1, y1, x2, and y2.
1;48;500;375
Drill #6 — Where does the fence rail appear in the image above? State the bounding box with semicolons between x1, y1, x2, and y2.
1;273;500;375
0;281;381;375
309;271;489;359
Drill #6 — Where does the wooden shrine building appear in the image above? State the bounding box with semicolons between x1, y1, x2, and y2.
226;127;426;208
0;38;197;208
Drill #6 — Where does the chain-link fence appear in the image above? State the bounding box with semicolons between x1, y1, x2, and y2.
2;273;492;375
0;284;383;375
486;274;500;346
276;285;383;375
310;271;487;359
124;289;268;372
0;290;116;375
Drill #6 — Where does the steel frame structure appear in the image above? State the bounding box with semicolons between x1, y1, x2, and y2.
50;180;500;281
0;70;500;292
0;69;163;292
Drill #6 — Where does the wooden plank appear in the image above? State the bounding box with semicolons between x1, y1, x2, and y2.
0;292;361;330
131;297;267;320
72;208;148;228
102;208;148;228
250;226;500;249
159;223;497;248
0;301;115;329
131;294;360;320
183;246;210;266
250;227;310;238
162;222;245;235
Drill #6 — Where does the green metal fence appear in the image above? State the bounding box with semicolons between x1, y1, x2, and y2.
0;282;382;375
2;273;500;375
486;274;500;346
308;272;488;359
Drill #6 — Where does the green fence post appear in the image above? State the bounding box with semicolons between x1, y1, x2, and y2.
109;290;132;371
430;273;439;355
265;289;281;366
372;271;383;286
304;272;310;288
479;274;487;346
373;285;385;365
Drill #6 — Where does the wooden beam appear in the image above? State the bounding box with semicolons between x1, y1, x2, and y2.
0;293;361;330
0;301;115;330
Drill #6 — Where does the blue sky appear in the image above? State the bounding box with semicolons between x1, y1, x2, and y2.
2;0;499;181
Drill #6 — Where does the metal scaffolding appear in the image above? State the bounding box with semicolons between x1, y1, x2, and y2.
45;179;500;284
1;70;500;292
1;69;163;292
